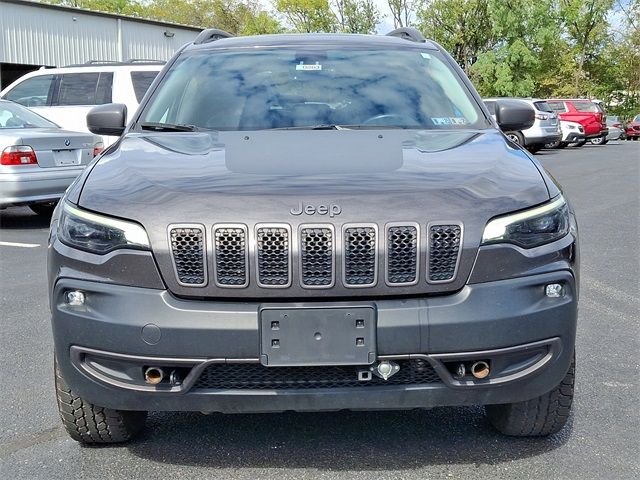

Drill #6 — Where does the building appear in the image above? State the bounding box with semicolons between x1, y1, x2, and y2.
0;0;202;88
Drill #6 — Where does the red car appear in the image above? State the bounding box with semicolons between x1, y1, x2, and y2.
546;99;608;144
625;114;640;140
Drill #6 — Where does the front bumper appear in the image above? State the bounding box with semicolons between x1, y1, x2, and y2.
0;167;82;207
52;270;577;413
524;132;561;146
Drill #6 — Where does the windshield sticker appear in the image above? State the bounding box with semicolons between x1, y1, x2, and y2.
431;117;468;126
420;52;431;59
296;63;322;71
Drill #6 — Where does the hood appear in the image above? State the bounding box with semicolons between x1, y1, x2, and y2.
77;129;551;298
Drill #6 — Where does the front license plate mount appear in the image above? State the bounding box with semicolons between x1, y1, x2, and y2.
259;306;376;366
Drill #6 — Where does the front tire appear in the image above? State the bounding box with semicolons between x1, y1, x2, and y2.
590;135;606;145
571;139;587;147
55;360;147;444
485;355;574;436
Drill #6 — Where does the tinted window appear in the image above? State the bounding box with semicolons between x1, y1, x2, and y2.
54;72;113;106
634;115;640;122
131;71;158;103
141;48;486;130
572;101;598;113
546;101;566;112
0;101;57;128
3;74;54;107
533;101;553;112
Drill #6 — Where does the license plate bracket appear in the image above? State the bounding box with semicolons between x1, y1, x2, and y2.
259;306;376;366
54;150;80;166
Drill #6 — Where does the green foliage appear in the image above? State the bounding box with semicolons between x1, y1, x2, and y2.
334;0;381;34
275;0;338;32
43;0;639;112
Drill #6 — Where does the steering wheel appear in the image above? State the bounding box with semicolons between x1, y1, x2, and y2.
362;113;420;127
26;97;45;107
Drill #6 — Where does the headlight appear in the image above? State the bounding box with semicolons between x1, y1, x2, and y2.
58;202;150;254
482;196;569;248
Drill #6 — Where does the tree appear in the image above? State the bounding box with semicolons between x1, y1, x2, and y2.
333;0;381;34
417;0;494;74
387;0;413;28
275;0;338;32
559;0;615;96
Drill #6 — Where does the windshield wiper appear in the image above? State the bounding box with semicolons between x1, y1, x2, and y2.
267;124;406;131
140;122;197;132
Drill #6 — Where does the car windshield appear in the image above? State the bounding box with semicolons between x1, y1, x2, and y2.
634;115;640;122
533;101;553;113
139;47;487;131
0;101;57;129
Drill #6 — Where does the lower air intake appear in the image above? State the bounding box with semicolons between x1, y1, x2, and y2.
193;360;441;390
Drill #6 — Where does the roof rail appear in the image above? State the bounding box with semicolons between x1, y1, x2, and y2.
193;28;234;45
386;27;426;43
64;60;165;67
126;59;166;65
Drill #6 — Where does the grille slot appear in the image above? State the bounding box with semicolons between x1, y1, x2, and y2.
343;225;377;287
193;359;441;390
300;227;334;287
213;225;248;287
256;226;291;287
386;224;419;285
169;225;206;286
428;224;462;282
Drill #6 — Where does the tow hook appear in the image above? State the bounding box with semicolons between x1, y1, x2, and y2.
371;360;400;380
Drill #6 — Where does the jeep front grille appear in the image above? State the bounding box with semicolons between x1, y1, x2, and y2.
167;222;463;289
256;226;291;287
300;227;334;287
343;225;377;287
386;224;419;285
213;225;248;287
169;225;206;286
428;224;462;282
193;359;441;390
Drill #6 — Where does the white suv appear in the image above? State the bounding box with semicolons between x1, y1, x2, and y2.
484;98;562;153
0;62;163;145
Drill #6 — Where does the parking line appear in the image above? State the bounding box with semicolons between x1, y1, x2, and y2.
0;241;41;248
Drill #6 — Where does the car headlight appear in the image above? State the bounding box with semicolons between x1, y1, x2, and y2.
482;196;569;248
58;202;150;254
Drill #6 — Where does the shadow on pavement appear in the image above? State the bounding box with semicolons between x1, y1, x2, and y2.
0;207;52;230
125;407;572;470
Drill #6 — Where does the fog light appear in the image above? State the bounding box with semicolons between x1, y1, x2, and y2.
545;284;564;298
65;290;85;306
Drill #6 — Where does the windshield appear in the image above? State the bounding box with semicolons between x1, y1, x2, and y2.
139;47;487;131
634;115;640;122
0;101;57;129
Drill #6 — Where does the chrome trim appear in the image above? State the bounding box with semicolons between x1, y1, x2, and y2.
426;221;463;284
342;223;379;288
298;224;336;289
254;223;292;289
384;222;420;287
167;223;207;287
212;223;249;288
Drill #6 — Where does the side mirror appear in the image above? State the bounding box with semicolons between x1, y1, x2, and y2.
87;103;127;136
494;99;535;132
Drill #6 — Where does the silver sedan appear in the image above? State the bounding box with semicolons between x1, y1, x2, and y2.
0;100;102;215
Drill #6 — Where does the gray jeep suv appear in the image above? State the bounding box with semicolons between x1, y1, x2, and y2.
48;28;578;444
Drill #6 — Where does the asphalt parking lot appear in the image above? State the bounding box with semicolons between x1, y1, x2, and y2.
0;141;638;479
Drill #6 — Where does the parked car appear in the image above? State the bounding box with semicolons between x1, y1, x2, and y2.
545;120;586;149
625;114;640;140
0;100;102;215
0;61;163;145
49;28;578;444
602;117;623;142
546;99;608;145
484;98;561;153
